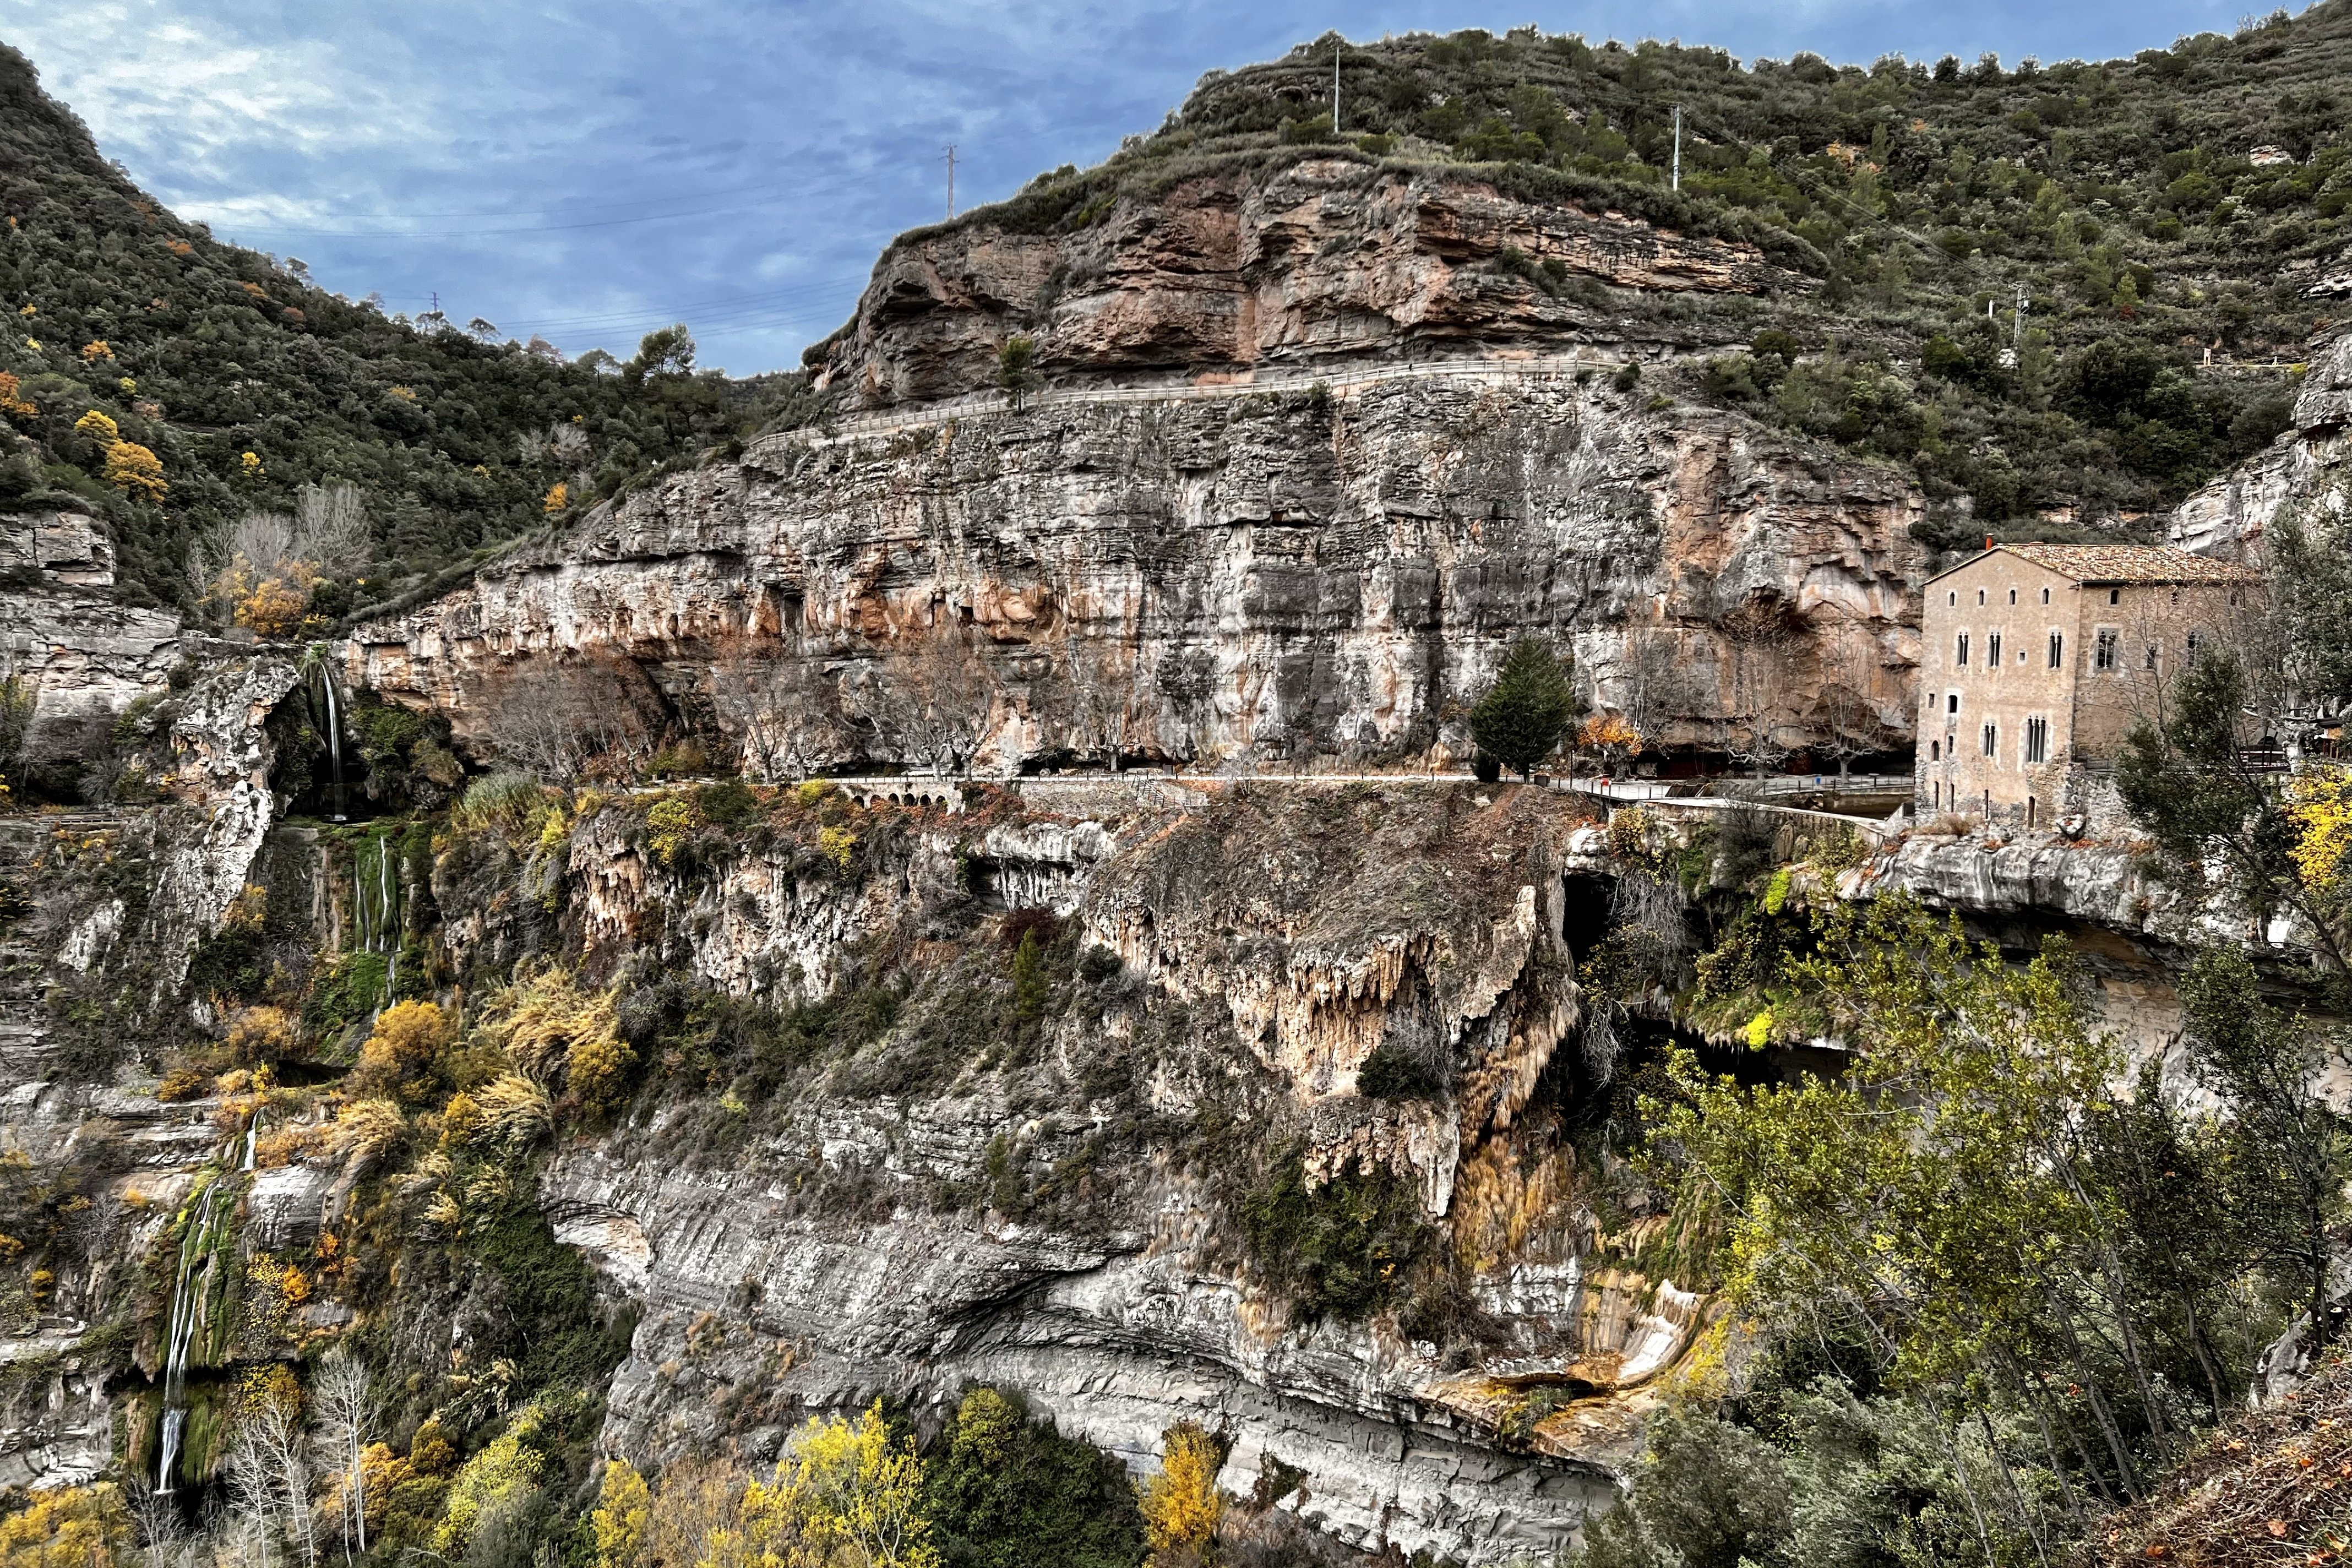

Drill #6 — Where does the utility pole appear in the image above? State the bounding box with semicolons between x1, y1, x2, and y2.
945;145;957;219
1672;105;1682;191
1332;45;1341;134
2013;281;2027;351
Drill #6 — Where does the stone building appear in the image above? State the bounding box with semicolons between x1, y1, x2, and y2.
1915;543;2264;830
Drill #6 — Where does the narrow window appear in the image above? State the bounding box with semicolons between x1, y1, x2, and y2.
1982;722;1997;758
1987;631;2002;669
2144;641;2160;671
1930;739;1940;761
2027;797;2037;829
1956;632;1970;667
1947;591;1957;606
2049;631;2064;669
2186;630;2203;661
1934;780;1942;807
1978;588;1987;605
2008;587;2017;605
2109;587;2121;606
1947;692;1960;715
2041;587;2051;605
2024;716;2049;764
2095;628;2118;672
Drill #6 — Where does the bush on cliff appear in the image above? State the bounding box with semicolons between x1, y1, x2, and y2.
1235;1148;1427;1321
925;1387;1146;1568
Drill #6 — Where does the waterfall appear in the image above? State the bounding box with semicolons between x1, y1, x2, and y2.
320;664;347;822
155;1172;236;1492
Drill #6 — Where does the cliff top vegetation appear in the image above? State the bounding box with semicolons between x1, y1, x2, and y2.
898;7;2352;537
0;44;822;613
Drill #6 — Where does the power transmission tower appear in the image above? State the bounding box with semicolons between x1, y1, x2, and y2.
945;145;957;219
1672;105;1682;191
2013;282;2027;351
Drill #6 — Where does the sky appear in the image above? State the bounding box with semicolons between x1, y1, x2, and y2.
0;0;2263;377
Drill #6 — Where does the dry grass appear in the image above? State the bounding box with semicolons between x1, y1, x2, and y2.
2088;1348;2352;1566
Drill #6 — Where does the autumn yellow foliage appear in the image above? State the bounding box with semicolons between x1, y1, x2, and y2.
739;1403;940;1568
225;1004;295;1063
544;480;570;514
104;440;167;501
1137;1422;1223;1565
478;960;634;1113
0;372;33;419
593;1458;652;1568
78;339;112;362
2286;765;2352;899
354;1000;456;1104
1580;711;1646;760
0;1482;129;1567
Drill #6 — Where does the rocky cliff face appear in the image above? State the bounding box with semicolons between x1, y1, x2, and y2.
522;781;1673;1563
0;510;184;775
810;158;1805;407
2169;329;2352;560
352;372;1922;772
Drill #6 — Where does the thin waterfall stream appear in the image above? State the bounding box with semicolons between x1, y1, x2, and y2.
320;663;347;822
154;1164;235;1491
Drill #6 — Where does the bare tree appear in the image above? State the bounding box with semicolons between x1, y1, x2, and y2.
312;1348;375;1561
1065;640;1140;770
1812;617;1886;781
857;624;999;775
1610;625;1698;756
711;646;850;780
293;484;369;575
1716;596;1805;777
189;483;371;617
480;660;659;783
124;1476;186;1568
226;1387;317;1567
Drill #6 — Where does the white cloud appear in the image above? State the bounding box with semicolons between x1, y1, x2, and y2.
8;2;447;210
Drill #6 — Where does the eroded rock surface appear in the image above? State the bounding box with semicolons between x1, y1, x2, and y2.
352;375;1922;770
811;159;1807;406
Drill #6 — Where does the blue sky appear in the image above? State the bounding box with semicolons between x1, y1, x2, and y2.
2;0;2257;375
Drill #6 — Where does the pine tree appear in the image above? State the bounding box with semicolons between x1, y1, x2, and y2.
1468;638;1581;778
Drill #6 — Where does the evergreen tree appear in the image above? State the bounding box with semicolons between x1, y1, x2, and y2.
1468;638;1582;778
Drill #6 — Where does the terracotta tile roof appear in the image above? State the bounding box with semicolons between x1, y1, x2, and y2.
1980;543;2264;586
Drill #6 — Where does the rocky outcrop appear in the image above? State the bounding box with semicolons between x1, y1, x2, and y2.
522;781;1677;1564
2169;329;2352;560
812;159;1809;406
351;374;1923;771
0;509;184;770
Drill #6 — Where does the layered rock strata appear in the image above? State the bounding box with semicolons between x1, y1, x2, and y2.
810;158;1804;407
352;373;1924;772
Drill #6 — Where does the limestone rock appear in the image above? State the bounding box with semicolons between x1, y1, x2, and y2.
813;160;1805;406
352;376;1922;771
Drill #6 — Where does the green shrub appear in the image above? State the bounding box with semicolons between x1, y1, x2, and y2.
1236;1148;1428;1321
925;1386;1146;1568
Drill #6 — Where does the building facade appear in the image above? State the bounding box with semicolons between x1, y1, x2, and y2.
1915;543;2264;830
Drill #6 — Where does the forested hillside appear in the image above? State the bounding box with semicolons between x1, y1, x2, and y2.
0;43;817;613
927;6;2352;537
